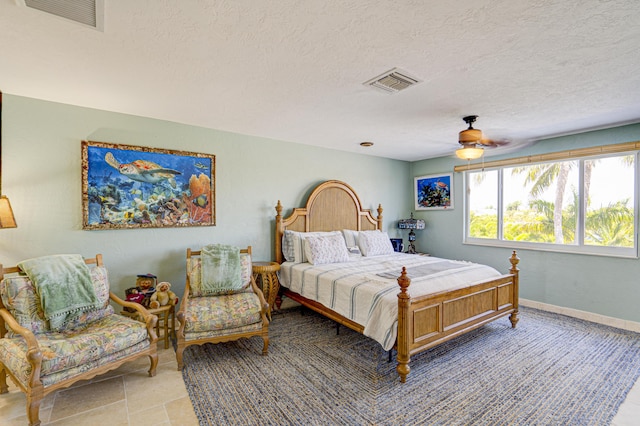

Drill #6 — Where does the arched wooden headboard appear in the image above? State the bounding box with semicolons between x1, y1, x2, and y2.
275;180;383;263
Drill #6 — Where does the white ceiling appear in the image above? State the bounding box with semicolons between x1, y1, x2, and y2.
2;0;640;161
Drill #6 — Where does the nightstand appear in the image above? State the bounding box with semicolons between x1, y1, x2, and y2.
252;261;280;319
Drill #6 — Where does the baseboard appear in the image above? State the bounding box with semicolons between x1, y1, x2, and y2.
520;298;640;333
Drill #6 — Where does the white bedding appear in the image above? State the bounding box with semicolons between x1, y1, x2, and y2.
278;253;503;351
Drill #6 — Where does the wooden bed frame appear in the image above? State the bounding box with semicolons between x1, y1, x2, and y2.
275;180;520;383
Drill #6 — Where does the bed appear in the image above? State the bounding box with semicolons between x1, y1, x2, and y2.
275;180;520;383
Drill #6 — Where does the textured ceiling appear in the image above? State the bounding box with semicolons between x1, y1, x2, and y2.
1;0;640;161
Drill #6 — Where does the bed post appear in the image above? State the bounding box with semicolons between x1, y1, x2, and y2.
275;201;283;264
376;204;383;230
509;250;520;328
396;267;411;383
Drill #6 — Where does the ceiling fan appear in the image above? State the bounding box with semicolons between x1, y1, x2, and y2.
456;115;510;160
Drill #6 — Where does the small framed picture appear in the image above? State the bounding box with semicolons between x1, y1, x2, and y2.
414;173;453;210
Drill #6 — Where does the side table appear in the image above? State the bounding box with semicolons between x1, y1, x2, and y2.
252;261;280;320
121;304;175;349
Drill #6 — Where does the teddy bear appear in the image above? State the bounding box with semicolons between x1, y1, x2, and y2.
135;273;157;308
149;281;178;309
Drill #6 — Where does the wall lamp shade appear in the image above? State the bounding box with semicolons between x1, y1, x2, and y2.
398;213;425;254
455;145;484;160
0;195;16;228
398;214;425;231
0;91;16;228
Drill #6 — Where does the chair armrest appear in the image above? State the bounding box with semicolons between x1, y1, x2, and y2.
0;308;40;350
249;277;270;323
109;292;158;343
0;308;44;386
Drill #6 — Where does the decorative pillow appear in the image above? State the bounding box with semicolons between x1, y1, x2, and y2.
0;265;113;336
347;246;362;256
17;254;101;332
303;234;350;265
282;230;296;262
358;230;395;257
285;231;344;263
189;253;252;297
342;229;360;248
0;275;49;335
64;266;114;330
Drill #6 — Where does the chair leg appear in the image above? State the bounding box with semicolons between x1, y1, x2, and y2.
176;344;185;371
261;334;269;355
148;353;158;377
26;390;43;426
0;364;8;394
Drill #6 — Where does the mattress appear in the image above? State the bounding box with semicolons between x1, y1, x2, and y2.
278;252;502;350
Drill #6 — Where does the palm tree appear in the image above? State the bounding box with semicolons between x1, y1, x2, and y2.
511;161;574;243
512;155;634;245
585;200;634;247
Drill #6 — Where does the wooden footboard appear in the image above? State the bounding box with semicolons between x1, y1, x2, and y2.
281;251;520;383
396;250;520;382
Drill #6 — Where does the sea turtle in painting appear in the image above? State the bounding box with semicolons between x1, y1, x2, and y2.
105;152;181;187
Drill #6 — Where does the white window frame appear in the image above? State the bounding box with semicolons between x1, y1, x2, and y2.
462;151;639;259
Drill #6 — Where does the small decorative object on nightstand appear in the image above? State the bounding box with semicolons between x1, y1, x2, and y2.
122;274;176;349
398;213;426;254
252;261;280;319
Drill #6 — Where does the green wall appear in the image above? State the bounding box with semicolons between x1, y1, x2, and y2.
0;94;410;297
410;123;640;323
3;93;638;324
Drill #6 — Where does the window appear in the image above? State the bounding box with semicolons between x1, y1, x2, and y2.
465;152;637;257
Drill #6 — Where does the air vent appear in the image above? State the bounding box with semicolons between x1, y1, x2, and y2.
17;0;104;30
363;68;422;94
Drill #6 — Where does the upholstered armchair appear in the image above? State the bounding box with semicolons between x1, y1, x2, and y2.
0;254;158;426
176;246;270;370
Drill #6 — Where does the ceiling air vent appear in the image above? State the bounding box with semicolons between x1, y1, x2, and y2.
363;68;422;94
17;0;104;30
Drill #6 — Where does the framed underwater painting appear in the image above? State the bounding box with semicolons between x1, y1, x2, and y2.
414;173;453;210
81;141;215;230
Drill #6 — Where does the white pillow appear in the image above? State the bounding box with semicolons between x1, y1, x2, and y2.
342;229;360;248
358;230;395;257
285;230;344;263
303;234;350;265
282;230;296;262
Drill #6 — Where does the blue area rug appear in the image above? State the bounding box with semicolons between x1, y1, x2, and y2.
181;306;640;425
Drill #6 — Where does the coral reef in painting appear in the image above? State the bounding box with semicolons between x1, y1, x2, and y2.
416;176;451;209
183;174;212;223
85;145;214;228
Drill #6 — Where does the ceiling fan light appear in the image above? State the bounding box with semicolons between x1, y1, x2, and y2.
455;145;484;160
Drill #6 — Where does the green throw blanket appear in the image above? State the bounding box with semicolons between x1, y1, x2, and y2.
18;254;100;332
200;244;243;295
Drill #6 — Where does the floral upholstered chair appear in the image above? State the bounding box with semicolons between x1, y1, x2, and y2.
176;245;270;370
0;254;158;426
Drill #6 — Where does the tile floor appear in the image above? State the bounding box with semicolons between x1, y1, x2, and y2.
1;311;640;425
0;341;198;426
614;381;640;426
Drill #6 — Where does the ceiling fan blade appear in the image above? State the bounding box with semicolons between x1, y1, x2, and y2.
479;137;510;147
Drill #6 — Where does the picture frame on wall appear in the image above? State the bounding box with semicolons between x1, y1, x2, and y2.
81;140;216;230
414;173;453;210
